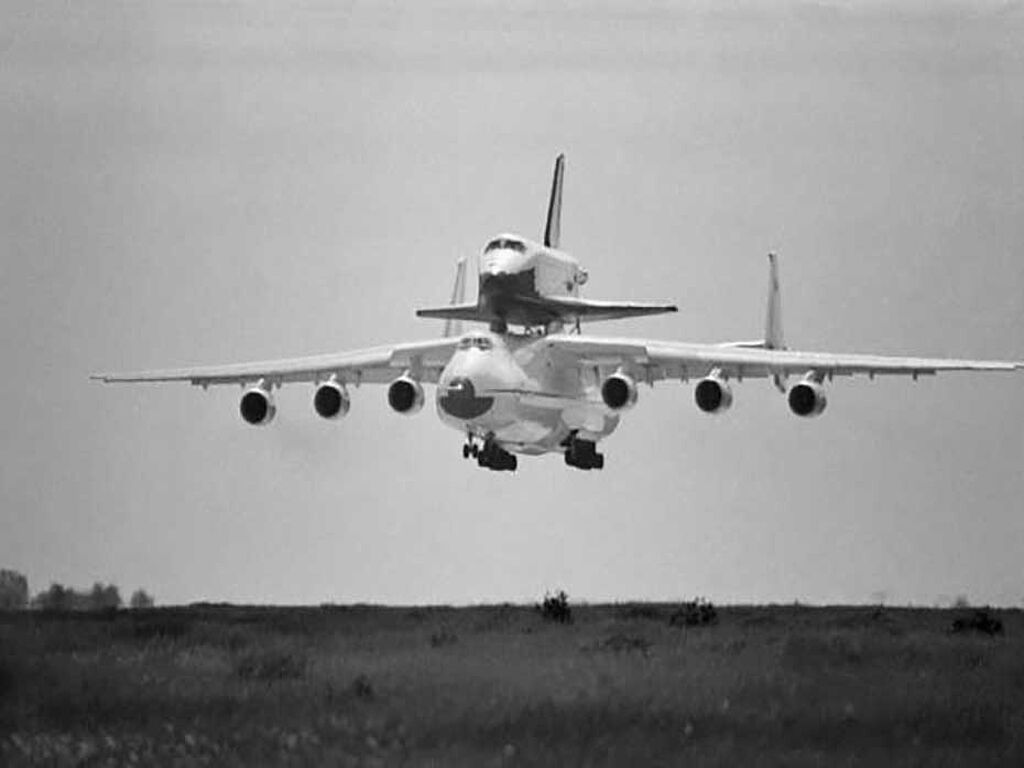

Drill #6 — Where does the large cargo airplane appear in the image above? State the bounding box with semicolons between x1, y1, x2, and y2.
93;156;1022;472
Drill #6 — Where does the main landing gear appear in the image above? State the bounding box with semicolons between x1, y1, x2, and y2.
463;436;517;472
563;434;604;471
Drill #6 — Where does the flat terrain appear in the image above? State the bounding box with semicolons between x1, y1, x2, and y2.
1;603;1022;766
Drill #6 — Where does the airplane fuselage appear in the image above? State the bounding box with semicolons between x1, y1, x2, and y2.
435;329;620;455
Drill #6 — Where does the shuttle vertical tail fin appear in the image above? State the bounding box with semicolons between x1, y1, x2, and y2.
543;154;565;248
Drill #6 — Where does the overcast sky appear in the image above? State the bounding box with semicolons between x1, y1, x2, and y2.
2;1;1023;606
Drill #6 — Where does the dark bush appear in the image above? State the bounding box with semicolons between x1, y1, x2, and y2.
0;569;29;610
234;649;307;681
352;673;374;700
669;598;718;627
536;590;573;624
31;582;121;612
951;608;1003;636
129;589;154;609
430;626;458;647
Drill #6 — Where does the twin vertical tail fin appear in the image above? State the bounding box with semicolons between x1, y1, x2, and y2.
720;253;786;352
764;253;784;351
543;154;565;249
443;255;469;338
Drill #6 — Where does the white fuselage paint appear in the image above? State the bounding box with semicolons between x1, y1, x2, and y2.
435;330;620;455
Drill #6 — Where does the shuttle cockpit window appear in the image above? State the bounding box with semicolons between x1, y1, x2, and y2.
484;238;526;254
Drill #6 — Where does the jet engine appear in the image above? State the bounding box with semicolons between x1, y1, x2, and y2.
314;379;350;420
387;375;424;415
239;386;276;426
787;379;827;417
694;373;733;414
601;372;638;411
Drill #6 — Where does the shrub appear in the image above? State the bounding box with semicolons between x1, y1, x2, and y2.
31;582;122;612
430;626;458;647
352;673;374;700
951;608;1003;636
129;589;154;609
669;598;718;627
0;570;28;610
536;590;573;624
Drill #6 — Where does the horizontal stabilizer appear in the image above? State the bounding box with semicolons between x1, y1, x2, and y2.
416;303;487;323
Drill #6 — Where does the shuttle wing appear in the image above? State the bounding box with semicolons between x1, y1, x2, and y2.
91;338;459;387
543;335;1023;381
416;297;677;325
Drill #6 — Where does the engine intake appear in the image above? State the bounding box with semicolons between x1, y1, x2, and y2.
601;372;638;411
787;380;827;417
694;374;733;414
240;386;276;426
387;375;424;415
314;380;350;420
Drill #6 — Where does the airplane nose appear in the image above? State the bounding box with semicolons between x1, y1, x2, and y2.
439;376;494;419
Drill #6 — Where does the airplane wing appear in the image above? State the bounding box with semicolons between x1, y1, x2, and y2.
542;335;1023;382
91;338;460;387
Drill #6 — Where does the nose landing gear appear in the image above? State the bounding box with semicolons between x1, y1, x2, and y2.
463;436;516;472
563;434;604;471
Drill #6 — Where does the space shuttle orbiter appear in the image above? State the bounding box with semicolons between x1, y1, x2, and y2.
416;155;677;331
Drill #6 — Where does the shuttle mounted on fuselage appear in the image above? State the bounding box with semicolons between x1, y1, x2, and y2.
416;155;677;330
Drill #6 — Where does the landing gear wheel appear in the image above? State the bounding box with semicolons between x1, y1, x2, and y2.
563;435;605;471
462;443;471;459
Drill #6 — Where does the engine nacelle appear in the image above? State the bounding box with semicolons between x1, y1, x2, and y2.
239;386;276;426
387;375;424;415
601;372;638;411
314;380;350;420
694;374;733;414
787;379;827;417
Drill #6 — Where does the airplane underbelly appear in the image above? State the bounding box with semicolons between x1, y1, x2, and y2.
436;389;617;455
440;392;556;446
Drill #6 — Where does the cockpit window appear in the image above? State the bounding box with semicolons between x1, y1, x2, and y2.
458;335;493;351
484;237;526;254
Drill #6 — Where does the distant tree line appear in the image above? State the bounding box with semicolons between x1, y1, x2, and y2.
0;569;153;611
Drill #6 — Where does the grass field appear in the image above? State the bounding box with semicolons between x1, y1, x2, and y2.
1;603;1022;766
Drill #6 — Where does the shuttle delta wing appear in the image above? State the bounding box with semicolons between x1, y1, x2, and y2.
91;338;459;387
416;297;677;326
542;335;1023;382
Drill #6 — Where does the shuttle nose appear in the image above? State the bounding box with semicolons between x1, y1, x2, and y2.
439;376;494;419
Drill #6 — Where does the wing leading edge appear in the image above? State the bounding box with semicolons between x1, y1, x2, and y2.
544;335;1023;381
91;338;459;388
